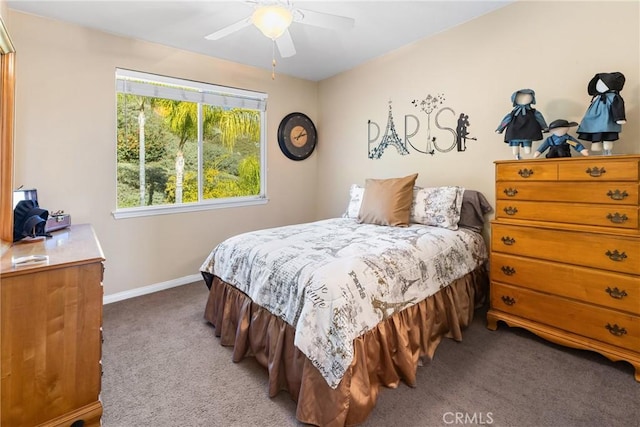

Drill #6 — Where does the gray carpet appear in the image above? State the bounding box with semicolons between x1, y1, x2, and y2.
102;281;640;427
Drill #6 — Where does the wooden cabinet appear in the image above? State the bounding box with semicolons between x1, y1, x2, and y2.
1;224;104;426
487;155;640;381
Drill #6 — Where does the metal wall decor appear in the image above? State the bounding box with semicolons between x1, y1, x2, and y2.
409;93;445;154
367;93;478;159
455;112;477;151
367;101;409;159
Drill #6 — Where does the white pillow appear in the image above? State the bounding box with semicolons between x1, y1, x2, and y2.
410;186;465;230
343;184;365;218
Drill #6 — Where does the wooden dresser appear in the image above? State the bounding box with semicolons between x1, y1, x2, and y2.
487;154;640;382
1;224;104;426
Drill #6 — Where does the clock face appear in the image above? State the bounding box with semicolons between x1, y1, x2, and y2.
277;112;317;161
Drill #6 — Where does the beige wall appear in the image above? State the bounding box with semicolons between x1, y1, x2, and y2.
316;0;640;219
9;10;319;296
8;1;640;297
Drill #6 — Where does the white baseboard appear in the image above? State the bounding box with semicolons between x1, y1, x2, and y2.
103;273;203;305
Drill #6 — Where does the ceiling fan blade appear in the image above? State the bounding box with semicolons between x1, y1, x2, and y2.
296;8;355;31
276;29;296;58
204;17;252;41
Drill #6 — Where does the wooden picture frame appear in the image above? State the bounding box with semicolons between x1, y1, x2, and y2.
0;15;15;248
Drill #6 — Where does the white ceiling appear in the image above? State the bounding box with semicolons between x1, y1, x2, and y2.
7;0;512;81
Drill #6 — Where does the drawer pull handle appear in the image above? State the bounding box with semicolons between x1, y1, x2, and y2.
606;213;628;224
586;166;606;177
501;236;515;246
605;249;627;262
607;190;629;201
518;169;534;178
503;206;518;216
501;266;516;276
504;188;518;197
605;287;628;300
605;323;627;337
501;295;516;306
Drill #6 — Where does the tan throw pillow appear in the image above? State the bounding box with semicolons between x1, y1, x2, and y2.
357;173;418;226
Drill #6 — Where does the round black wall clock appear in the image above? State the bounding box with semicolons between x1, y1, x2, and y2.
277;112;317;161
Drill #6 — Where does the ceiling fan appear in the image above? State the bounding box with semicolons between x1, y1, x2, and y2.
204;0;355;59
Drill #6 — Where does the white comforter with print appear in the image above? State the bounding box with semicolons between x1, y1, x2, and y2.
200;218;487;388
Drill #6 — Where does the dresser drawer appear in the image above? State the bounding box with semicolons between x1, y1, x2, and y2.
491;223;640;274
559;159;639;181
496;162;557;181
491;282;640;352
496;200;639;229
491;253;640;314
497;181;639;205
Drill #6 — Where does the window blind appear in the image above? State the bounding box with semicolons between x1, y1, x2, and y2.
115;68;267;111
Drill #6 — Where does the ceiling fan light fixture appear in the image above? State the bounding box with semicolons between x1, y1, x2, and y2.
251;5;293;40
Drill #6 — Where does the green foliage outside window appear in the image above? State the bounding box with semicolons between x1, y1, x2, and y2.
116;92;262;209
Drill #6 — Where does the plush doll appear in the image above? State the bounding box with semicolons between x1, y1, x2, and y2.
496;89;548;160
534;119;589;158
577;72;626;155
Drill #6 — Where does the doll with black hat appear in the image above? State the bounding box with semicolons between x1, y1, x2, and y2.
534;119;589;158
496;89;548;160
577;72;626;155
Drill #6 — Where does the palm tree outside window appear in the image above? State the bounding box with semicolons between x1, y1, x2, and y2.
114;69;267;218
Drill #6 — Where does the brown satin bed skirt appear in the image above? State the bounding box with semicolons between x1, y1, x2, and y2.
202;264;488;427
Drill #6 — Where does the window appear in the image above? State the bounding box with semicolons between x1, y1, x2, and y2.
114;68;268;218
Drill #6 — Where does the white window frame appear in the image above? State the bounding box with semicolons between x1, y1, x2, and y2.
113;68;268;219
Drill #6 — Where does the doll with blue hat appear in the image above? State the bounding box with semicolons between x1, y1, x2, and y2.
496;89;548;160
534;119;589;158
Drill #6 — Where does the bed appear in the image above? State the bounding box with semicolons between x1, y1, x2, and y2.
201;176;492;426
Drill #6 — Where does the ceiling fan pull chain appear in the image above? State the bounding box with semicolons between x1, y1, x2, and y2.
272;40;277;80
